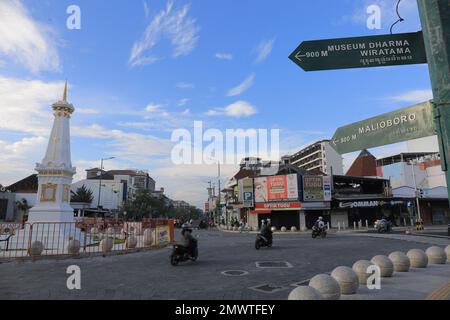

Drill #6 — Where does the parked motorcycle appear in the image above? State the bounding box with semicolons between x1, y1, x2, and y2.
255;233;272;249
312;226;327;238
170;239;198;266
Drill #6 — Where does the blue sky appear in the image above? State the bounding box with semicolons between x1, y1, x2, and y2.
0;0;436;207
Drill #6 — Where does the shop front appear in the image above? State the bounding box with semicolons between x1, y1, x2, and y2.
332;198;398;227
250;201;302;230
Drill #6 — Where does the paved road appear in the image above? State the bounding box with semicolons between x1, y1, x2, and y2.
0;230;446;300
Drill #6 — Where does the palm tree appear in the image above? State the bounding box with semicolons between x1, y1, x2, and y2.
71;185;94;203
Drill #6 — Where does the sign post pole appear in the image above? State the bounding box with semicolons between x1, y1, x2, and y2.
417;0;450;202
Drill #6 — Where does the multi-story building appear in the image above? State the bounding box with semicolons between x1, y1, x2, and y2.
85;168;156;200
376;152;449;225
172;200;192;209
284;140;344;175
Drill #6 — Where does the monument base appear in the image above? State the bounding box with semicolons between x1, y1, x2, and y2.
27;206;75;224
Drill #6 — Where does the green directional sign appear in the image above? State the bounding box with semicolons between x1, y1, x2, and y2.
331;101;436;154
289;32;427;71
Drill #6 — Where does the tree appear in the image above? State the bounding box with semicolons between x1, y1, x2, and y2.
71;185;94;203
121;189;168;220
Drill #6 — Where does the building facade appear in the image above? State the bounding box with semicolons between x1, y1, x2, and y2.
376;152;449;225
285;140;344;175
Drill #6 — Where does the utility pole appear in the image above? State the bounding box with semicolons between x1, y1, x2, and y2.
417;0;450;204
410;160;422;221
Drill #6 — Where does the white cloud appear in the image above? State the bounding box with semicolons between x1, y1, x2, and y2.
254;38;275;64
143;1;150;18
206;101;257;118
0;0;60;73
177;98;190;107
227;74;255;97
145;103;163;112
0;136;47;185
129;0;199;67
0;76;64;136
176;82;195;89
390;89;433;104
215;53;233;60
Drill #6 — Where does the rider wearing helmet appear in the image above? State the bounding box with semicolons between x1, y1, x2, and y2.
314;216;325;230
179;223;196;256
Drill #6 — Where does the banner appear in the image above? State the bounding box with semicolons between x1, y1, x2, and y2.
255;202;301;210
303;175;332;201
254;174;299;203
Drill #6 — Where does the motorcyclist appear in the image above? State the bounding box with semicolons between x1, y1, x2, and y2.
179;224;197;257
260;219;273;244
314;216;325;231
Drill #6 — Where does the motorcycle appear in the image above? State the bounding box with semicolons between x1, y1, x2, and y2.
375;220;392;233
312;226;327;238
170;239;198;266
255;233;272;250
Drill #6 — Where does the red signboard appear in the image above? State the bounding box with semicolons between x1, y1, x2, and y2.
255;202;301;210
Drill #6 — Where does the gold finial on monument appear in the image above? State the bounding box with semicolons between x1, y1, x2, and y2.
63;80;68;102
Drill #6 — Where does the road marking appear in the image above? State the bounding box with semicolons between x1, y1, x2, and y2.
221;270;249;277
255;261;293;269
426;281;450;300
248;283;290;294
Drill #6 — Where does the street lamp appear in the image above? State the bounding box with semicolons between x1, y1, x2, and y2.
97;157;115;210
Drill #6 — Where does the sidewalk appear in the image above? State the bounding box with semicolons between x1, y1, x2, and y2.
341;263;450;300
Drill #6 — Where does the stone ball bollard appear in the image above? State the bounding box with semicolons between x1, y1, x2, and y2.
388;251;410;272
271;226;276;232
30;241;44;256
126;235;137;249
291;226;297;232
143;229;153;246
426;246;447;264
308;274;341;300
100;238;113;253
331;266;359;295
352;260;374;285
407;249;428;268
281;227;287;232
371;255;394;277
445;245;450;262
288;286;323;300
67;239;80;255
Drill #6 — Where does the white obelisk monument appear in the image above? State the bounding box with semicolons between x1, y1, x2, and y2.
27;82;76;223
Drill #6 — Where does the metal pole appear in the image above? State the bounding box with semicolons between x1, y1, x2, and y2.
417;0;450;205
97;158;103;209
410;160;422;221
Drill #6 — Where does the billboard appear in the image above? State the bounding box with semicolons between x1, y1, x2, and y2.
254;174;299;203
303;175;332;202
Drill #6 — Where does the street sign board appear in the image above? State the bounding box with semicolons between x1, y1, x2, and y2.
331;101;436;154
289;32;427;71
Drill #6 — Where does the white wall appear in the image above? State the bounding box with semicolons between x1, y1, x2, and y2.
71;180;124;210
324;143;344;175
